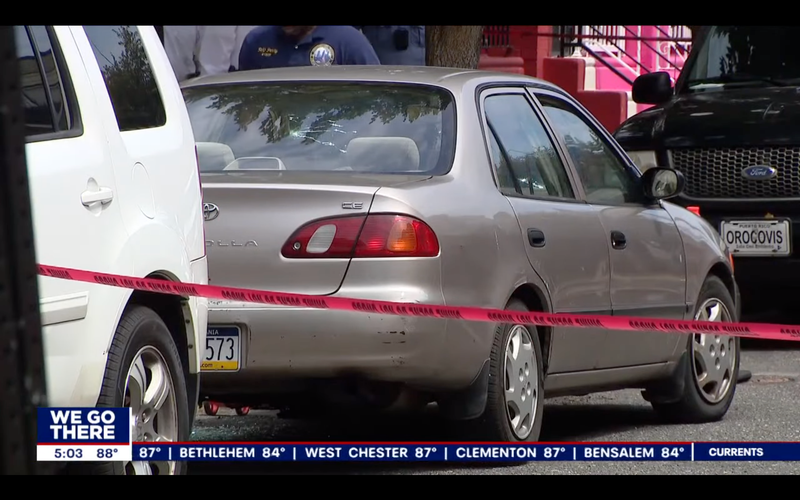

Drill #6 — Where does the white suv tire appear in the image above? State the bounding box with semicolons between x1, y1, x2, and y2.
78;305;190;475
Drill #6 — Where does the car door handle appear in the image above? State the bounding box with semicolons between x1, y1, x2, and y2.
610;231;627;250
528;228;546;248
80;187;114;206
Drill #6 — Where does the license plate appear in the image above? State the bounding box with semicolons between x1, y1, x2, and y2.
720;220;791;257
202;326;240;372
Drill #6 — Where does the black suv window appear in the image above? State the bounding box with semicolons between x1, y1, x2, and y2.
684;26;800;88
83;26;167;132
15;25;75;138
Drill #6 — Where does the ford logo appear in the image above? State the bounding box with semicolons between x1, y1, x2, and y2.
742;165;777;180
203;203;219;221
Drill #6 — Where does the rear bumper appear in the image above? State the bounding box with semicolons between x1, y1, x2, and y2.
733;257;800;289
200;288;492;396
188;256;209;374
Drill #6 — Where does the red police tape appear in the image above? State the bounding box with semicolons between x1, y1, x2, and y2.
37;264;800;342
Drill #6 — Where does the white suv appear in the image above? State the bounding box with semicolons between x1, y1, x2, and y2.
18;25;207;475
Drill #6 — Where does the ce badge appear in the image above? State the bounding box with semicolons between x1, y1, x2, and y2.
310;44;335;66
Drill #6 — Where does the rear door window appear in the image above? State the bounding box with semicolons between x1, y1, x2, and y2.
15;25;76;138
15;26;53;136
83;25;167;131
483;93;575;200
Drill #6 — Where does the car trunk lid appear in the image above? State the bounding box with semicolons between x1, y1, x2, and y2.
201;171;430;295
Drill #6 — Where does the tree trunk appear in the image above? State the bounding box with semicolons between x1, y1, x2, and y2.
425;26;484;69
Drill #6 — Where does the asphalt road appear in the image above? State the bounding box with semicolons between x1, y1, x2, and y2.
187;337;798;475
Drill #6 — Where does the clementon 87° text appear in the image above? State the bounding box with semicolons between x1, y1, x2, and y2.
456;446;659;459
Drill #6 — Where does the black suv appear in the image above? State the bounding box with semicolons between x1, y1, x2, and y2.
615;26;800;315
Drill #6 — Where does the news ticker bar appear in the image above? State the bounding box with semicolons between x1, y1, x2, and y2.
36;443;800;462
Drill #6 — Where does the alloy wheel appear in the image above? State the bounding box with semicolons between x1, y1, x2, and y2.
503;325;538;440
692;298;737;404
123;346;179;475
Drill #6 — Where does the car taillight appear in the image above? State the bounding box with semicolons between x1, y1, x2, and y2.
281;214;440;259
356;214;439;257
687;206;701;216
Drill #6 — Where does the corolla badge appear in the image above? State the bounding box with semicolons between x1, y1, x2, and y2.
203;203;219;221
741;165;777;180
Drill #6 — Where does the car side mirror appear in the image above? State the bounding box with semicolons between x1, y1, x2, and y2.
642;167;684;201
632;72;673;105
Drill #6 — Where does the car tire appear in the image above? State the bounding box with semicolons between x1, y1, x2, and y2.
467;299;545;442
649;276;740;424
76;305;191;475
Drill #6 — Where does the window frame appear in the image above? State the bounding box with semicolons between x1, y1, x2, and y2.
527;87;650;207
485;123;523;197
22;25;83;144
477;85;584;204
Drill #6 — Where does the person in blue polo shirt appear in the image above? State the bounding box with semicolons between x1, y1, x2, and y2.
238;26;380;70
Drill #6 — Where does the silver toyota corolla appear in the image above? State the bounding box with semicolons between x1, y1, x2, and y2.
182;66;741;442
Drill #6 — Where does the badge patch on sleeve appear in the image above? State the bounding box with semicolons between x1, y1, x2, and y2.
310;44;335;66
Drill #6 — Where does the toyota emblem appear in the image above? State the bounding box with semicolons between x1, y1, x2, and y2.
203;203;219;221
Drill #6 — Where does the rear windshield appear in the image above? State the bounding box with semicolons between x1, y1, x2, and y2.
683;26;800;90
183;82;456;175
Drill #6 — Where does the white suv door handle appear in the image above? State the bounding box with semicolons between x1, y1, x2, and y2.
81;187;114;206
